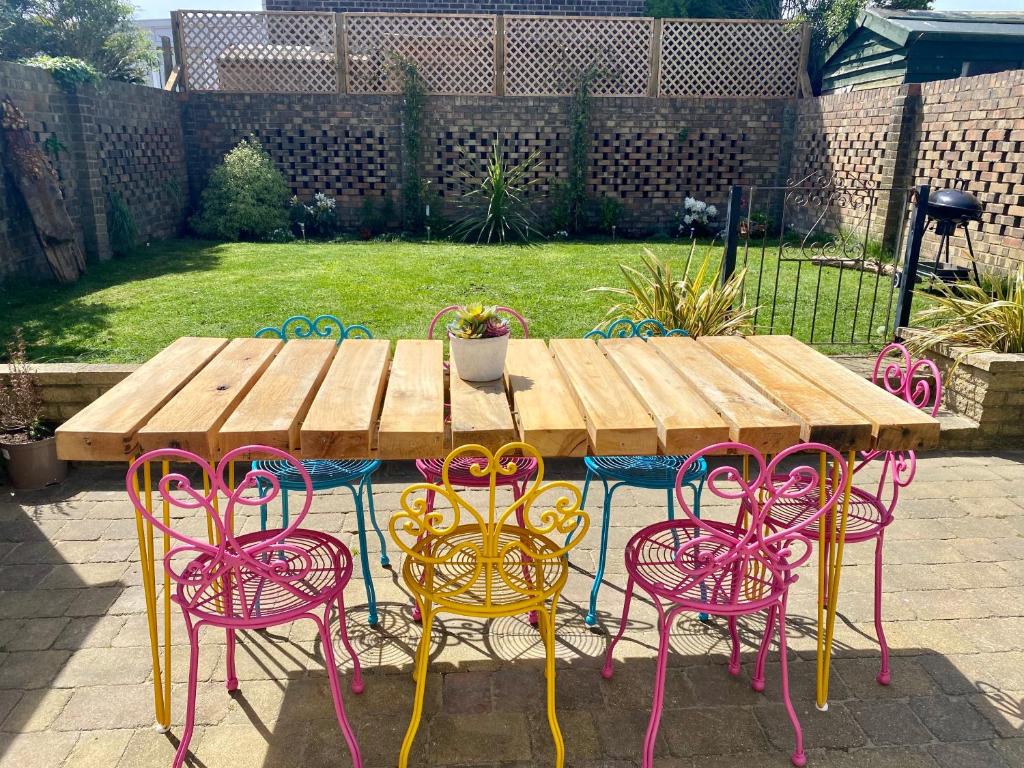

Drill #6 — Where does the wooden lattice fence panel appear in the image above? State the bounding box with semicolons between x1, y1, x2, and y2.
659;20;802;98
504;16;652;97
345;13;495;95
180;11;336;93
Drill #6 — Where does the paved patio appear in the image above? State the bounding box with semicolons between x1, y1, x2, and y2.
0;451;1022;768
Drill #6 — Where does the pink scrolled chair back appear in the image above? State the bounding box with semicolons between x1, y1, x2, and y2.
863;343;944;514
426;305;530;340
125;446;316;620
669;442;848;603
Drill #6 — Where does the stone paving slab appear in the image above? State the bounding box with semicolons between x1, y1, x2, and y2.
0;451;1021;767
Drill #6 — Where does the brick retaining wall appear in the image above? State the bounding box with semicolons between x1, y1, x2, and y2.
0;364;136;423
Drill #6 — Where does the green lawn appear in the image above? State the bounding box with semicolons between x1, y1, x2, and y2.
1;238;903;362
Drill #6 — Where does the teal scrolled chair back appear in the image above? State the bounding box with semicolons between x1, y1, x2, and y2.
255;314;372;343
585;317;689;340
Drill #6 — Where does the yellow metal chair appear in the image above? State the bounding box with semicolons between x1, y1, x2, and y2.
389;442;589;768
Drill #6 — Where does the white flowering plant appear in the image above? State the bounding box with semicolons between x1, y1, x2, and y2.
678;196;719;237
290;192;338;237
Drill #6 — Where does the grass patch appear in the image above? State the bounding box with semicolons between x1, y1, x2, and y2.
2;238;903;362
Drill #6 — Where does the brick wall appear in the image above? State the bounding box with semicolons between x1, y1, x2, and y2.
791;69;1024;273
262;0;645;15
915;70;1024;274
0;364;136;423
0;61;189;283
182;93;791;233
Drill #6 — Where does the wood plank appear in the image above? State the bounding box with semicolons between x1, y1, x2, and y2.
504;339;588;456
449;357;516;450
599;338;730;454
746;335;941;451
55;337;228;461
219;339;337;455
377;340;445;459
300;339;390;458
699;336;874;451
648;336;802;454
550;338;657;455
137;337;282;457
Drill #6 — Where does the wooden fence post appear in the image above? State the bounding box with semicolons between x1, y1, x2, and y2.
160;36;174;86
798;21;813;98
495;14;505;96
171;11;186;92
336;13;348;95
648;18;663;98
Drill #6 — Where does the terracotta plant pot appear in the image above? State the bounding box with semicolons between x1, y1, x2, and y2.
0;435;68;490
449;333;509;382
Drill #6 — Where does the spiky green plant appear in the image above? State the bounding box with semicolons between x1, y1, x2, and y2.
447;304;510;339
910;266;1024;356
591;245;756;337
451;138;540;244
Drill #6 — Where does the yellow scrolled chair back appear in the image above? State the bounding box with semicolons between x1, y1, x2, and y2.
388;442;589;607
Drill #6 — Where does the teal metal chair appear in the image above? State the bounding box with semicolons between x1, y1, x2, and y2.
253;314;389;626
573;318;708;626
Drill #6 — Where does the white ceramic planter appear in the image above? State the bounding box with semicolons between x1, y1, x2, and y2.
449;333;509;382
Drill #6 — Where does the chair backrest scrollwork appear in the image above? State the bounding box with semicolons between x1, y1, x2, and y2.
255;314;372;343
126;446;317;618
389;442;587;605
670;442;847;603
585;317;688;339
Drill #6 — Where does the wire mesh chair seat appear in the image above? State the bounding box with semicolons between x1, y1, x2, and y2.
254;458;380;489
403;523;568;615
623;519;787;615
603;442;849;768
584;454;707;488
253;314;388;627
126;446;364;768
766;481;888;543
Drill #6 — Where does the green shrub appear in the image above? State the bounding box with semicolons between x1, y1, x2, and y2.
191;137;289;241
21;55;100;90
107;192;137;256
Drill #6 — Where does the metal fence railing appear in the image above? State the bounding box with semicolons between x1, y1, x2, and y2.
173;11;808;97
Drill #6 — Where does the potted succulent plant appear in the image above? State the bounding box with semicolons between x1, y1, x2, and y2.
448;304;511;382
0;329;67;490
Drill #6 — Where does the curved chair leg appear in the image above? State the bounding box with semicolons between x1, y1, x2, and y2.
173;616;201;768
564;468;594;548
642;601;679;768
874;531;891;685
751;603;777;693
727;615;741;676
603;574;637;678
281;488;290;528
225;628;238;692
362;474;390;569
585;477;614;627
350;486;379;627
313;611;363;768
539;600;566;768
777;597;806;768
400;603;436;768
257;476;269;531
335;592;364;694
412;490;436;624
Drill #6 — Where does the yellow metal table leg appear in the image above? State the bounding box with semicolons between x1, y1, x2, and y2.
816;449;854;711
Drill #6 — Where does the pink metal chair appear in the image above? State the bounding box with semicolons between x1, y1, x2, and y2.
603;442;848;768
766;342;942;687
414;305;538;621
126;446;363;768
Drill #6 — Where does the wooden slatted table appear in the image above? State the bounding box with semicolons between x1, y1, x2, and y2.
56;334;939;724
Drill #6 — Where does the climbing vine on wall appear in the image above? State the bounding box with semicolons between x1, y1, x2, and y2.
396;57;426;233
565;66;601;234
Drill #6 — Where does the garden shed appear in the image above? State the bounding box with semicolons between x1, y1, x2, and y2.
820;8;1024;93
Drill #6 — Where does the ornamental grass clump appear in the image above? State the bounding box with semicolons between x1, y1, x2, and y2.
910;265;1024;356
592;246;755;337
451;138;540;244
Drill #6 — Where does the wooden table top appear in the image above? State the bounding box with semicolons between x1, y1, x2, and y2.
55;335;940;462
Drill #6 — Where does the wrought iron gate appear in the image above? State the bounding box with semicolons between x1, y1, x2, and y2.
723;174;921;350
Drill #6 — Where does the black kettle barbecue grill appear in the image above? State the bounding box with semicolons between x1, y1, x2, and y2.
918;186;984;285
